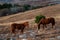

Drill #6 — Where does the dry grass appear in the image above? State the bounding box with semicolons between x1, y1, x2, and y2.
0;4;60;23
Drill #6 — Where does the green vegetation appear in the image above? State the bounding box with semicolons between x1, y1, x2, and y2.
0;3;56;10
0;3;13;9
0;3;57;17
2;3;12;8
35;15;46;23
23;4;31;11
0;3;21;9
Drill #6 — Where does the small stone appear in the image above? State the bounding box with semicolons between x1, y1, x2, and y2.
22;39;27;40
57;36;60;39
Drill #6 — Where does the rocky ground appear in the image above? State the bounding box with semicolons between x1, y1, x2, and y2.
0;20;60;40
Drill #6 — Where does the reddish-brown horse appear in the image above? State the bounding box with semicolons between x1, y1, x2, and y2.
10;22;29;34
38;17;55;30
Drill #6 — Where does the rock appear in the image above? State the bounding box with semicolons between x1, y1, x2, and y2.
21;38;27;40
56;36;60;40
19;34;27;38
0;38;3;40
49;38;55;40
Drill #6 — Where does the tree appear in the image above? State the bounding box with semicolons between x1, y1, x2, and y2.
35;15;46;23
7;4;12;8
14;4;21;7
23;4;31;11
0;4;2;9
2;3;12;9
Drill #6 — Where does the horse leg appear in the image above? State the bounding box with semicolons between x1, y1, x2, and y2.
52;24;53;28
52;20;55;29
38;23;40;30
21;29;23;34
45;24;47;28
43;24;45;30
52;24;55;29
52;23;55;28
21;26;25;34
43;24;47;30
11;28;15;34
38;25;40;30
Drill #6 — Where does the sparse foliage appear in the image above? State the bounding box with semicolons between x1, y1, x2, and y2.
35;15;45;23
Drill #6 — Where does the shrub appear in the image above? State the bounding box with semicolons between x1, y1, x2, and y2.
0;3;12;9
35;15;45;23
23;4;31;11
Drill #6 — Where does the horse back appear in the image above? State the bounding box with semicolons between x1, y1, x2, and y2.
16;24;25;30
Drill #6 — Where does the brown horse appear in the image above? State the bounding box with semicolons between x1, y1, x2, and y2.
10;22;29;34
38;17;55;30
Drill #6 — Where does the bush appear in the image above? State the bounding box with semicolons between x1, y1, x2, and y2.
23;4;31;11
0;3;12;9
35;15;45;23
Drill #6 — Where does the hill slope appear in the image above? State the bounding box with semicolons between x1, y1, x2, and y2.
0;4;60;23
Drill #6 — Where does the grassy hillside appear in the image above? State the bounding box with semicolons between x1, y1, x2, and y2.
0;4;60;40
0;4;60;23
